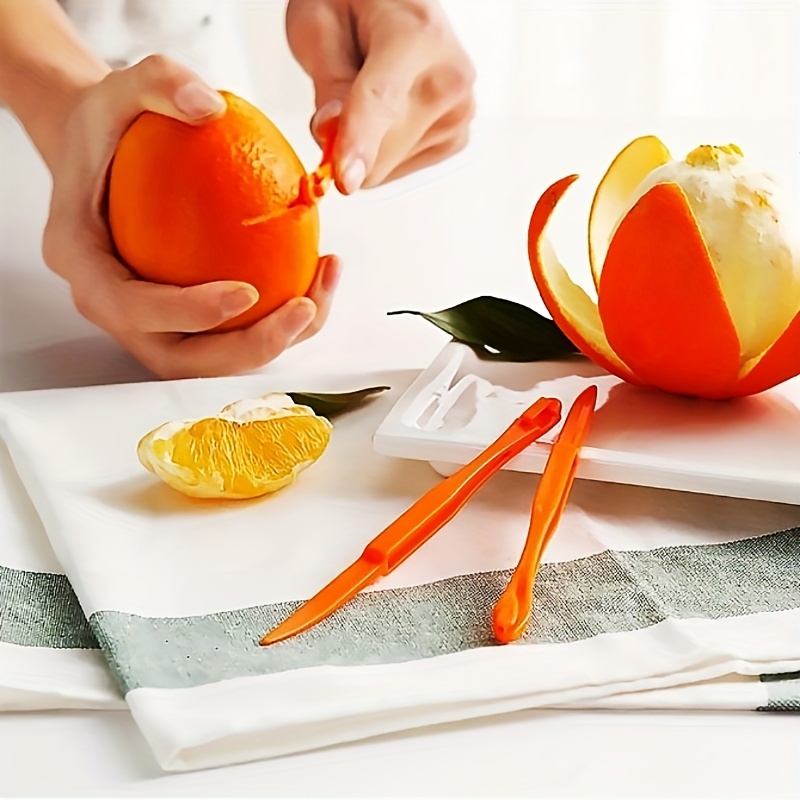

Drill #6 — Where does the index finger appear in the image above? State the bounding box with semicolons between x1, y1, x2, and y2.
334;34;428;192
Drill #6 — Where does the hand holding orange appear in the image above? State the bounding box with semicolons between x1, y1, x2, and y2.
109;91;331;332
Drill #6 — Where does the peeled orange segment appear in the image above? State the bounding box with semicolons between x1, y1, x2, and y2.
528;175;638;383
137;393;332;500
588;135;672;290
732;312;800;397
598;182;742;399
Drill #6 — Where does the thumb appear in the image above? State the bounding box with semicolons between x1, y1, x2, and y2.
98;54;227;143
65;54;228;221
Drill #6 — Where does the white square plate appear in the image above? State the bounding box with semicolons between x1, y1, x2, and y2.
373;342;800;504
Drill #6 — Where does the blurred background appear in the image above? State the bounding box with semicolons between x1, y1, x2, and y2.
59;0;800;188
239;0;799;127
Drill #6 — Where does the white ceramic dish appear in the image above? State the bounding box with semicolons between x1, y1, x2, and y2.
373;342;800;504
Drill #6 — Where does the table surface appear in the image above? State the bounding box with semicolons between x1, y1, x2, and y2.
1;2;799;796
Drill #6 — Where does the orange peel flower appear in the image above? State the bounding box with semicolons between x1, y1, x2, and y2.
528;136;800;399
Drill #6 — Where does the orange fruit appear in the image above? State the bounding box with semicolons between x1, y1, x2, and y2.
137;393;332;499
528;136;800;399
108;91;328;331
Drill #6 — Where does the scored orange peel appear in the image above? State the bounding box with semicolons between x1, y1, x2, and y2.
528;135;800;399
137;393;332;499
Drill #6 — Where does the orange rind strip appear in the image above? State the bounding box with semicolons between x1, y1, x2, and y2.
588;135;672;290
528;175;638;384
734;311;800;397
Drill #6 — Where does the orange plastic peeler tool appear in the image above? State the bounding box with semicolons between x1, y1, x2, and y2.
492;384;597;644
260;395;563;646
293;116;338;207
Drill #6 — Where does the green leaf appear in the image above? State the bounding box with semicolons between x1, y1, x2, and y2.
287;386;391;418
388;295;580;362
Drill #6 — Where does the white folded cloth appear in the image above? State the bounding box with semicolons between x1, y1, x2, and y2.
0;440;124;711
0;369;798;771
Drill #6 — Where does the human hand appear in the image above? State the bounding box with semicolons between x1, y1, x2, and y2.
285;0;476;193
41;55;340;379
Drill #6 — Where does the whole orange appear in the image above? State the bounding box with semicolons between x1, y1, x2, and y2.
108;91;321;331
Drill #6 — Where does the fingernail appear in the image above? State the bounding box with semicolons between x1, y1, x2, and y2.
220;286;258;317
311;99;343;137
285;301;315;341
341;158;366;194
174;82;226;120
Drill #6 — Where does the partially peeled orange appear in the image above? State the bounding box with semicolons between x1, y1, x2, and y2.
528;136;800;399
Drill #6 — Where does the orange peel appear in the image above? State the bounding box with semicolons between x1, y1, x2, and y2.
528;135;800;399
528;176;639;384
588;135;671;290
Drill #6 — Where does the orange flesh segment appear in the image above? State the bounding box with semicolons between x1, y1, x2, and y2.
598;182;741;399
733;312;800;397
528;175;638;383
588;135;672;290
